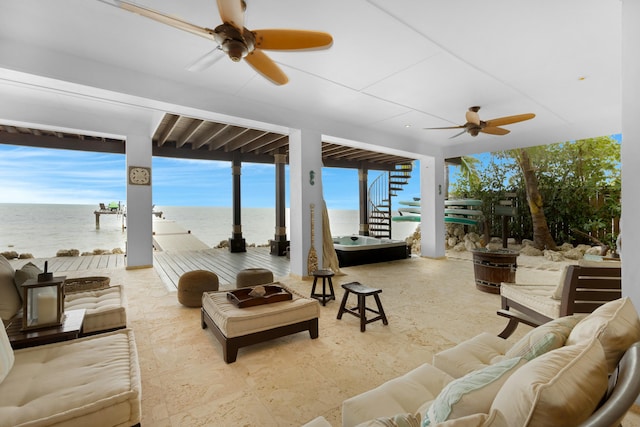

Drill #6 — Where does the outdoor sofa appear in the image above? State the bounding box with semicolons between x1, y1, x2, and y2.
305;297;640;426
0;327;141;427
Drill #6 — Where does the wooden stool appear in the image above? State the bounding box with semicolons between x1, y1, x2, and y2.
337;282;388;332
310;269;336;306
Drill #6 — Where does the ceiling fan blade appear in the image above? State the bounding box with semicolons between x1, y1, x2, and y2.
244;49;289;85
118;0;214;41
217;0;244;29
424;126;465;130
485;113;535;128
449;129;468;139
253;29;333;50
187;48;224;72
481;127;511;136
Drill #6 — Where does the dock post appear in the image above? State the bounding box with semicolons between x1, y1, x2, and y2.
95;212;100;229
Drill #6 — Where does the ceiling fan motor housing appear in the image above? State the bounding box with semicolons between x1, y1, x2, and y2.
214;24;254;61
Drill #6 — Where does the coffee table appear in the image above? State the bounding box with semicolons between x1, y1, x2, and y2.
5;309;86;349
201;284;319;363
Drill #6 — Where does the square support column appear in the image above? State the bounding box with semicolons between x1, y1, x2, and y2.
125;134;153;269
419;155;446;258
289;129;323;277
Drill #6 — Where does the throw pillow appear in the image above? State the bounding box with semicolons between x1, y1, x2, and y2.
13;262;42;302
422;357;526;426
0;255;21;321
357;413;421;427
0;319;15;383
489;338;608;427
505;314;582;360
566;297;640;372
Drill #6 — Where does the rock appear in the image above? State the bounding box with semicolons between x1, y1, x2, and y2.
464;239;476;252
453;242;466;252
522;239;535;247
447;237;458;248
585;246;604;255
112;248;124;254
92;249;111;255
1;251;19;259
56;249;80;257
489;237;502;244
520;245;543;256
558;242;574;251
543;249;565;262
467;232;481;243
216;240;229;249
486;242;504;251
18;253;33;259
563;248;584;260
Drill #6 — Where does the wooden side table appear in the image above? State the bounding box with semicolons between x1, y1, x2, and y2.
5;309;86;349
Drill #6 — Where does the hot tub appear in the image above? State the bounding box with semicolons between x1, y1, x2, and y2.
332;235;410;267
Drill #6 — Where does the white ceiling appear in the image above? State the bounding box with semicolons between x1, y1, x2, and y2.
0;0;622;160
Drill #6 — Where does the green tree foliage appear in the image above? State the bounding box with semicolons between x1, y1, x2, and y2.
450;136;620;247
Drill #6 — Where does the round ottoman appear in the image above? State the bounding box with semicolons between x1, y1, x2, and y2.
178;270;219;307
235;268;274;289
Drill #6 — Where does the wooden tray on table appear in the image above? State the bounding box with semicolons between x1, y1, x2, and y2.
227;285;292;308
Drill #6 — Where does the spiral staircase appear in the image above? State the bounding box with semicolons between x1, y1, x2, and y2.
368;163;414;238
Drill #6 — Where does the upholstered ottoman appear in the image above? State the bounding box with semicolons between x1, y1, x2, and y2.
235;268;274;288
201;284;320;363
64;285;127;335
178;270;219;307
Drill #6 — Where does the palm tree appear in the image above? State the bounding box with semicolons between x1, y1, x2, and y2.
513;148;557;250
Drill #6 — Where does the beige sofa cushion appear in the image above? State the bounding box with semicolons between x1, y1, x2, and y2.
566;297;640;372
432;333;509;378
64;285;127;334
504;314;582;360
0;323;14;383
499;283;559;319
202;284;319;338
423;357;526;426
489;338;608;427
0;256;20;321
342;363;453;427
0;329;141;427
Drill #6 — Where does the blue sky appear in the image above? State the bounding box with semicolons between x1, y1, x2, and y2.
0;144;419;210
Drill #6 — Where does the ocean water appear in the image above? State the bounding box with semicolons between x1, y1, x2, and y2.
0;203;418;258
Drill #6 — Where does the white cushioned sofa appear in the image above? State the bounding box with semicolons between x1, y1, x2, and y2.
0;256;127;335
335;297;640;427
0;326;141;427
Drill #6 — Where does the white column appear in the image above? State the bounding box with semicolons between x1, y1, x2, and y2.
419;155;446;258
125;134;153;268
288;129;323;277
621;1;640;308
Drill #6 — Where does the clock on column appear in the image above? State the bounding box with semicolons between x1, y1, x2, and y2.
128;166;151;185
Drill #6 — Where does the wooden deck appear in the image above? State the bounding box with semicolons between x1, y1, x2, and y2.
153;248;290;290
8;248;290;291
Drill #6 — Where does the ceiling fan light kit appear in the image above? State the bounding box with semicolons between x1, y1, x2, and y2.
111;0;333;85
425;106;535;138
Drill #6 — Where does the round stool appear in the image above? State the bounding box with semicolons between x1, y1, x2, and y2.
311;269;336;306
236;268;274;289
337;282;388;332
178;270;219;307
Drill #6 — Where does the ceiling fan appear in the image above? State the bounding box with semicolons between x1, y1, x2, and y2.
425;106;535;138
108;0;333;85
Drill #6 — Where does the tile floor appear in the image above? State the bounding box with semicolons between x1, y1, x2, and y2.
64;253;640;426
